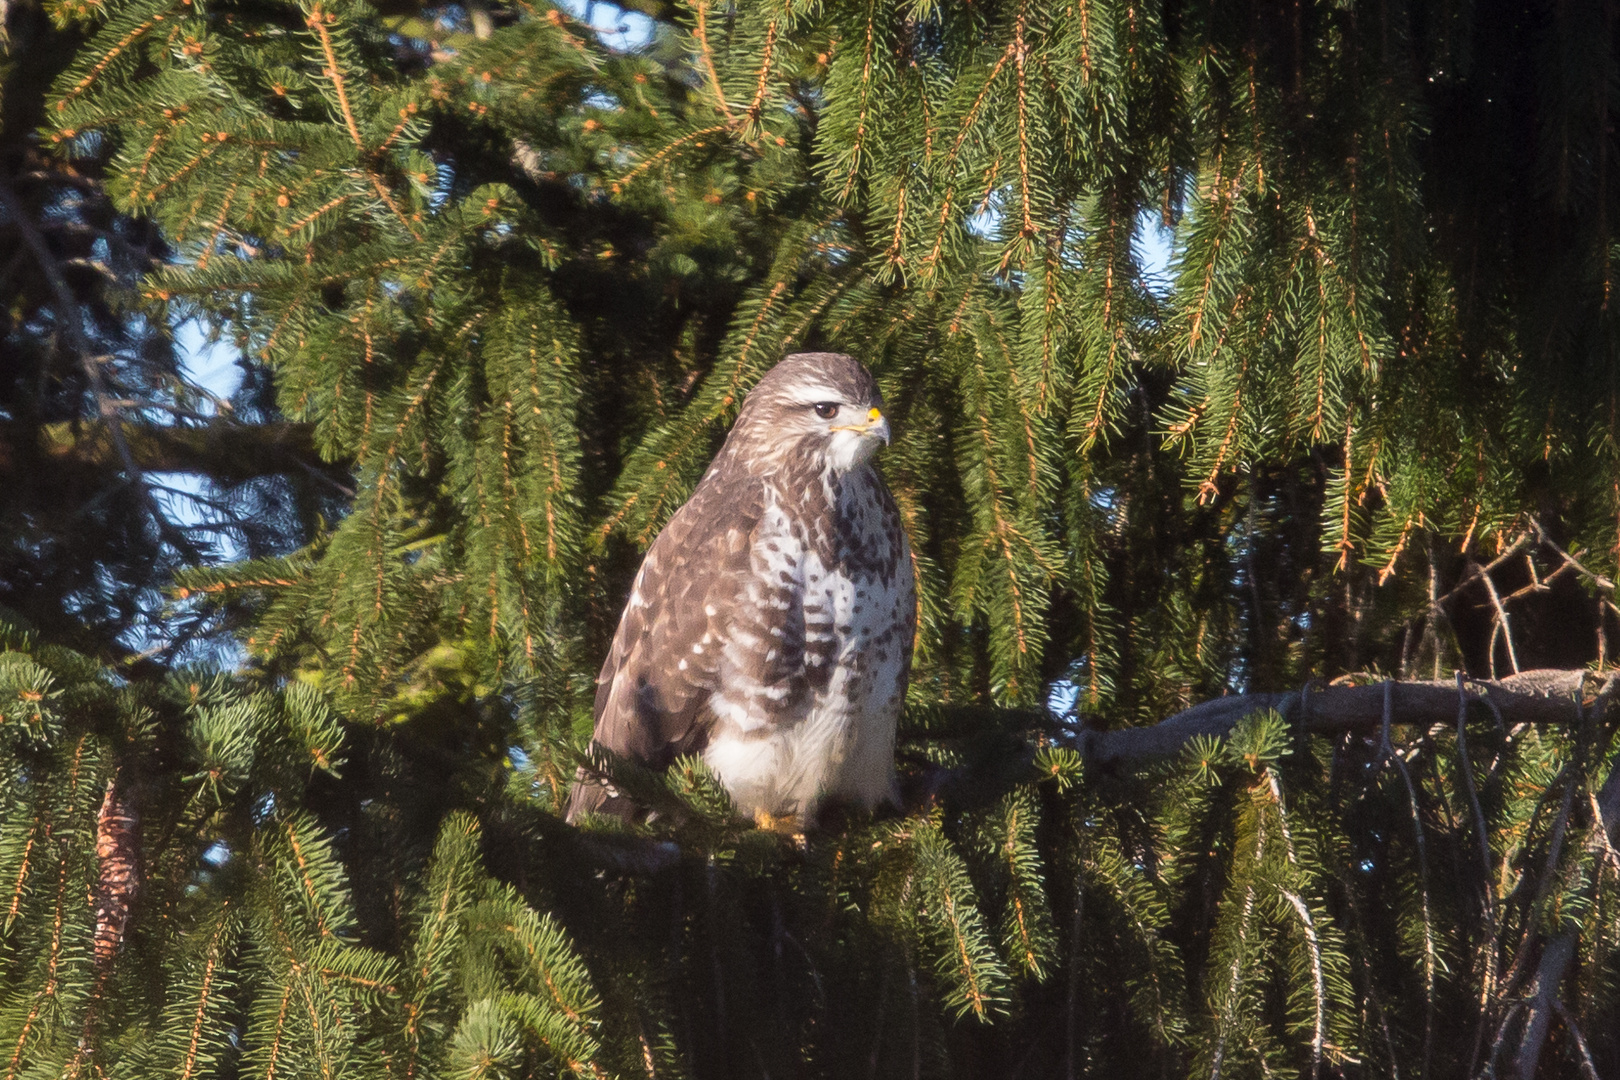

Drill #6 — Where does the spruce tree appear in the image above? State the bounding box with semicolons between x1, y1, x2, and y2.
1;0;343;660
3;0;1620;1075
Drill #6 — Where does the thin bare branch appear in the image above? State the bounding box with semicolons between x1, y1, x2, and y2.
1383;681;1434;1080
1551;1000;1601;1080
1478;560;1520;675
1529;518;1617;594
1513;933;1574;1080
1433;533;1530;608
1511;685;1620;1080
1456;673;1501;1072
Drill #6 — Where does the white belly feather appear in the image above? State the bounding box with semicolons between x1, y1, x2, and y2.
702;471;911;821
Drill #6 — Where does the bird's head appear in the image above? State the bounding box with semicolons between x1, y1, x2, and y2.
730;352;892;475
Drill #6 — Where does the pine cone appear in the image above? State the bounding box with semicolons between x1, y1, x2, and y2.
92;776;140;971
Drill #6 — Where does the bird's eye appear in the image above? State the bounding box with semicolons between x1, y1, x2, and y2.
813;402;840;420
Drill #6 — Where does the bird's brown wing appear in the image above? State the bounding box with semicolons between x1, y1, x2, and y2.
566;472;772;821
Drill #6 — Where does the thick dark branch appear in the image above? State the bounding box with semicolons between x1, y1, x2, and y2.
1081;670;1607;763
914;672;1609;766
0;173;208;560
1082;670;1600;764
0;176;143;480
0;418;341;486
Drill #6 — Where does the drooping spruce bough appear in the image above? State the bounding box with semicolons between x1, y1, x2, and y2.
4;0;1620;1074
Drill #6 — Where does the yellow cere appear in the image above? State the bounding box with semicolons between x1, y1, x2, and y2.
868;407;882;421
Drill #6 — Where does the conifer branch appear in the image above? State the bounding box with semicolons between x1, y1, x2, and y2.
1183;156;1245;351
1;815;39;935
948;44;1016;163
834;0;877;202
285;193;357;237
1012;0;1037;241
57;6;171;105
688;0;733;121
612;124;729;191
259;984;295;1079
149;142;222;203
2;822;66;1080
1037;215;1070;413
1079;671;1614;763
1279;889;1325;1080
177;913;233;1080
1197;338;1250;501
364;172;421;238
194;176;244;272
882;180;907;268
1506;683;1620;1080
742;19;777;126
1206;823;1261;1080
308;6;366;152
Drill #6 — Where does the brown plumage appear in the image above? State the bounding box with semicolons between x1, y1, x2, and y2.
567;353;915;826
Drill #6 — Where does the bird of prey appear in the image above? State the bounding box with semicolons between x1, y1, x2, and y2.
567;352;915;829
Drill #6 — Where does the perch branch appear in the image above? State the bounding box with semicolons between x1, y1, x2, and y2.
1077;670;1612;764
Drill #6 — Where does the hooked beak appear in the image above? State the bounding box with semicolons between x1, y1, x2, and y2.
831;406;892;446
865;406;891;446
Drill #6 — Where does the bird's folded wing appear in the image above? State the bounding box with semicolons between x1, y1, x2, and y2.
587;477;768;767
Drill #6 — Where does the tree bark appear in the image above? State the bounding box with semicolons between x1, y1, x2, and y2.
1079;670;1610;764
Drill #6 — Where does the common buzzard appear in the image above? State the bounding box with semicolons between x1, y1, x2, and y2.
567;352;915;828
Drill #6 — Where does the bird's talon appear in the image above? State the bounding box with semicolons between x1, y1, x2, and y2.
753;809;803;836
